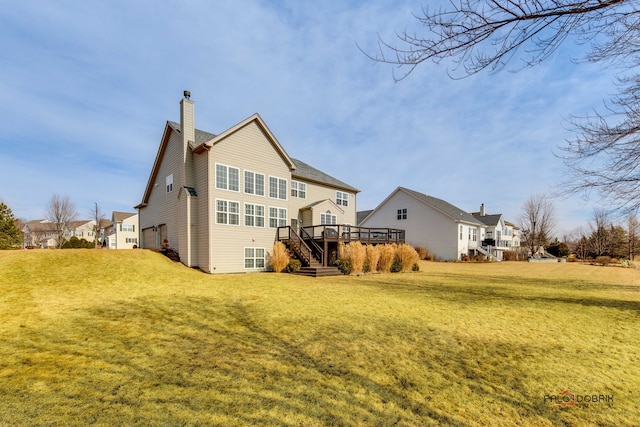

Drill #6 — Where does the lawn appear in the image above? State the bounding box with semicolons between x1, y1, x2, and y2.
0;250;638;426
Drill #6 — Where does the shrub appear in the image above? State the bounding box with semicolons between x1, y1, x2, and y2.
414;246;428;260
502;251;517;261
390;259;403;273
595;256;612;266
62;237;94;249
378;244;397;273
395;244;420;272
365;245;380;273
334;259;352;275
285;259;301;273
270;241;290;273
412;263;420;272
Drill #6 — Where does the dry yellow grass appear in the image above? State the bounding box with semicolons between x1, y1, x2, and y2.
1;250;639;426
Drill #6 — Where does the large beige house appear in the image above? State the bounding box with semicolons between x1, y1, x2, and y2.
135;92;367;273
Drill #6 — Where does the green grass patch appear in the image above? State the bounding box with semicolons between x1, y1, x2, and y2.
1;250;639;426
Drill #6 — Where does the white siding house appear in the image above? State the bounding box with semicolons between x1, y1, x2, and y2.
472;204;521;260
359;187;485;261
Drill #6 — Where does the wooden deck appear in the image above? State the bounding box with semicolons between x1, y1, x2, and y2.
277;225;405;268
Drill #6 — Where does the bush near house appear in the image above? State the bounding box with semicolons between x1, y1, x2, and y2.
378;244;397;273
61;237;94;249
270;241;290;273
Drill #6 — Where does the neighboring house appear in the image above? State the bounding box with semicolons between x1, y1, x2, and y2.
22;220;57;248
22;219;97;248
104;212;139;249
359;187;486;261
136;91;398;274
471;204;520;260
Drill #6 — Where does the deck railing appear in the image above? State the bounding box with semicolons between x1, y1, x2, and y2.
287;225;405;245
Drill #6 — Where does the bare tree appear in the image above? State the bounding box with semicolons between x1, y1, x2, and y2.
518;194;556;257
588;208;613;257
45;194;77;249
367;0;633;78
367;0;640;214
89;202;106;248
627;213;639;260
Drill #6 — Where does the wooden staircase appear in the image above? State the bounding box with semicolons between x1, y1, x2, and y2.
278;226;342;277
295;260;342;277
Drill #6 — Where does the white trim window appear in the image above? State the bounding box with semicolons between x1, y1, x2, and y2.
320;210;337;225
216;164;240;192
245;203;265;227
291;181;306;199
244;247;266;269
269;207;287;228
166;174;173;193
216;199;240;225
121;224;135;232
336;191;349;207
244;170;265;196
397;208;407;220
269;176;287;200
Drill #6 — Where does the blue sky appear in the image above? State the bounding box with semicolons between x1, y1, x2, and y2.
0;1;618;235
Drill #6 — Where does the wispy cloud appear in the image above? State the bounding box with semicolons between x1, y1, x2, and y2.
0;0;620;233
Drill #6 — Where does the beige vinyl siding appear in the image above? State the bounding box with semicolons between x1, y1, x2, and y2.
194;151;211;272
139;131;183;250
207;121;292;273
290;179;357;225
114;215;139;249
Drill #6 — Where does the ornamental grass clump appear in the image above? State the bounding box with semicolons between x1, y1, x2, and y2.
396;244;419;272
365;245;380;273
340;241;366;274
270;241;290;273
378;244;397;273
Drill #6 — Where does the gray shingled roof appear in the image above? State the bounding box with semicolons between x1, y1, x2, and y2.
168;121;217;144
357;210;373;225
472;213;502;227
400;187;483;225
291;158;359;192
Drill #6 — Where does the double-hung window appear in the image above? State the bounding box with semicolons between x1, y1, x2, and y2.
245;204;265;227
244;171;265;196
166;174;173;193
397;208;407;220
269;176;287;200
216;164;239;191
336;191;348;207
269;207;287;228
244;248;266;269
216;200;240;225
291;181;306;199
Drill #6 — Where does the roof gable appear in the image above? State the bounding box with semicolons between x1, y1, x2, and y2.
207;113;296;170
112;211;137;222
367;187;483;226
472;213;503;227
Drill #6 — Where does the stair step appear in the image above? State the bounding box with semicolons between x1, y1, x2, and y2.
295;266;342;277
